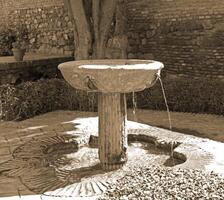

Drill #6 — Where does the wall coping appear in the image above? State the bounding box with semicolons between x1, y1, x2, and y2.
0;53;73;85
0;53;73;71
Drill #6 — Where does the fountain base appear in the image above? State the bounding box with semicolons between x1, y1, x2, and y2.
98;93;128;170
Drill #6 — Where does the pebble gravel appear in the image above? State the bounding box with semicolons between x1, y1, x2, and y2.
100;165;224;200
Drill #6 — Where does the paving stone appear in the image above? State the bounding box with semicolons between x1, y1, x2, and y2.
18;189;35;196
0;147;11;156
0;155;13;164
7;137;22;145
0;137;6;142
128;109;224;142
0;140;9;148
5;133;21;141
0;176;26;197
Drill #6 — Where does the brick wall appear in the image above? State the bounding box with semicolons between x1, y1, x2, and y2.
1;0;224;79
126;0;224;80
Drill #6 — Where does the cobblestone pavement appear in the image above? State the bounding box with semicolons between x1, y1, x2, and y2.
0;110;223;199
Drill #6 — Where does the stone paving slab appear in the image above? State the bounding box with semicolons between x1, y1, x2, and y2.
0;110;223;199
128;109;224;142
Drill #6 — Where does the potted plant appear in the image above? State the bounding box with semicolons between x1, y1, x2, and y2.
12;25;28;61
0;26;16;56
12;41;27;61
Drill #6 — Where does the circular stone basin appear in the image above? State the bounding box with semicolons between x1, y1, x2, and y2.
58;59;164;93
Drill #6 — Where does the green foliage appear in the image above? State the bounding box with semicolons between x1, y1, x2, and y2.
0;79;97;121
0;25;16;56
136;77;224;115
12;24;29;50
0;24;29;55
0;77;223;121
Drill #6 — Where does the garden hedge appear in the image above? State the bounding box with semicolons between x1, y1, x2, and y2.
0;77;223;121
0;79;96;121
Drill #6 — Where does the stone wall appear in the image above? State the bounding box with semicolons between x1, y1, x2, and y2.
8;6;74;55
0;0;74;55
0;0;6;25
1;0;63;15
1;0;224;79
126;0;224;80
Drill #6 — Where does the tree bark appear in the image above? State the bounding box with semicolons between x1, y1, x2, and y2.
65;0;92;60
96;0;118;59
64;0;118;59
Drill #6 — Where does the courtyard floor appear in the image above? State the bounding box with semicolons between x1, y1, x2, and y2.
0;109;223;199
129;109;224;142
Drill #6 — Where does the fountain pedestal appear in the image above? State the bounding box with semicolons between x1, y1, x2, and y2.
98;93;127;170
58;59;163;171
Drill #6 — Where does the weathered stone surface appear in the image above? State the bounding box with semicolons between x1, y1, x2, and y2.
1;5;74;55
59;59;163;93
98;93;127;170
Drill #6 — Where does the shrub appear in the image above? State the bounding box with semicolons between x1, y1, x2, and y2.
135;77;224;115
0;77;223;121
12;24;29;50
0;25;16;56
0;79;97;121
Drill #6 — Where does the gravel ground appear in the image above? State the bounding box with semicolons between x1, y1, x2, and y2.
100;165;224;200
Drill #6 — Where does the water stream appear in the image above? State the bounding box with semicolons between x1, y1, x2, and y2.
157;76;172;131
157;75;175;162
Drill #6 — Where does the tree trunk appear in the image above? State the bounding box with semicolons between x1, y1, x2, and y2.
94;41;106;59
64;0;118;60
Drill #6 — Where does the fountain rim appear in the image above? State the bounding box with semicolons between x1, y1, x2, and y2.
58;59;164;71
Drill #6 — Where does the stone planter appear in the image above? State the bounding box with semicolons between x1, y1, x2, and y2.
12;48;26;61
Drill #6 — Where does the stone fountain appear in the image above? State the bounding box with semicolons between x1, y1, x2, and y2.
59;59;163;171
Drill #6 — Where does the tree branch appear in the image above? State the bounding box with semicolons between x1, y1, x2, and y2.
99;0;118;46
92;0;100;41
65;0;92;59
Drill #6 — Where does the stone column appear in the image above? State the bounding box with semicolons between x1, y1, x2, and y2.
98;93;128;170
